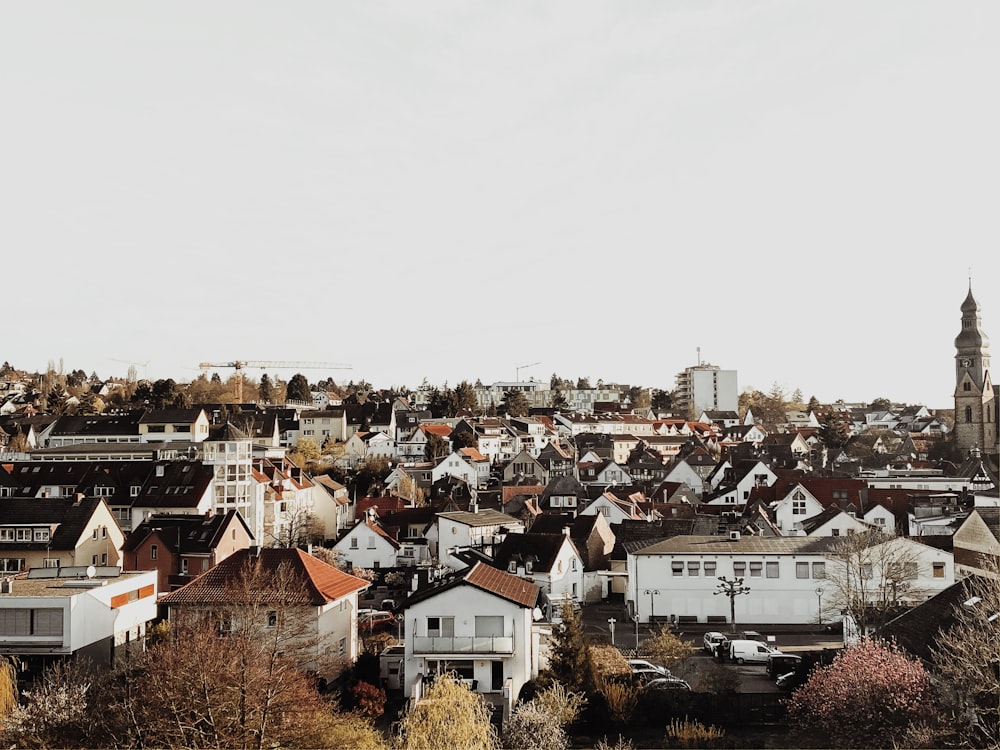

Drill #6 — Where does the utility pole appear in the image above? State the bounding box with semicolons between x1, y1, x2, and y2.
714;576;751;634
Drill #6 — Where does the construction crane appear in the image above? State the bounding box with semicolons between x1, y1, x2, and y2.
110;358;149;382
515;361;541;382
197;360;352;403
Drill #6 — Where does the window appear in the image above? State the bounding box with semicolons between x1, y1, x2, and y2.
687;562;700;576
570;558;577;571
963;382;971;392
733;561;746;577
831;528;840;537
749;562;762;577
101;526;107;539
475;615;503;637
43;558;59;568
599;506;610;517
15;529;30;542
671;561;684;577
704;561;717;576
266;611;278;628
0;609;30;636
508;561;517;573
350;538;359;549
150;545;157;560
0;529;12;542
92;529;99;540
792;500;807;515
812;562;825;579
33;529;49;542
100;553;107;565
933;562;945;578
426;617;455;637
0;559;24;573
766;562;779;578
861;564;873;580
32;609;62;636
338;637;346;657
525;560;533;573
796;562;809;579
181;559;189;574
367;537;376;549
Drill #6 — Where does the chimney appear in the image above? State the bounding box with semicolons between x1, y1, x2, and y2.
563;526;571;537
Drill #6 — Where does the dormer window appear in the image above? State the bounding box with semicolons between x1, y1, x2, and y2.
508;561;517;573
525;560;533;573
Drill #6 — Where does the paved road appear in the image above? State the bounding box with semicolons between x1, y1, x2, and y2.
580;601;843;693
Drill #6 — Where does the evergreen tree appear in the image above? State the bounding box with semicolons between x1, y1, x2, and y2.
548;600;597;694
259;373;274;403
287;373;311;402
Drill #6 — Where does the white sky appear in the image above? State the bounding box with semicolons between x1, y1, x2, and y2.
2;1;997;408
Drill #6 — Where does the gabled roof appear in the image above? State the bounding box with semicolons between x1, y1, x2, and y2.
0;496;110;550
882;576;988;662
404;561;540;609
123;510;253;553
159;547;370;606
491;532;577;574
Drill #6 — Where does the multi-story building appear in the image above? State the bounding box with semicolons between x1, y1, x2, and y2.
674;363;738;420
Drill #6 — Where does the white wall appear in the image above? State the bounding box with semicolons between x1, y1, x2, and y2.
403;586;533;699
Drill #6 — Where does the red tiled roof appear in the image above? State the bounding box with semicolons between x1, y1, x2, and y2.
160;548;369;606
465;562;540;608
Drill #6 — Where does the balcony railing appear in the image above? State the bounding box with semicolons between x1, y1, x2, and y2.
411;635;514;654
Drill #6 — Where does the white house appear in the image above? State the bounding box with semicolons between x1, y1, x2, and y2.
771;484;826;532
331;517;400;570
791;506;873;537
161;548;370;681
491;532;585;608
431;450;480;487
401;561;543;710
428;510;524;570
703;460;778;506
0;567;158;671
579;491;648;525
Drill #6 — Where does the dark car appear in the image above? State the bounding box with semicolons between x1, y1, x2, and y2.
766;653;802;678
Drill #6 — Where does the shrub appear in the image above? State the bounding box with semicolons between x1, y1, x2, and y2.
663;716;726;749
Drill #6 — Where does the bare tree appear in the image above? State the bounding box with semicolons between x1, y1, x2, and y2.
931;569;1000;747
823;531;931;636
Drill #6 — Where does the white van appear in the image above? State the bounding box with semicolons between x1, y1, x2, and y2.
729;639;781;665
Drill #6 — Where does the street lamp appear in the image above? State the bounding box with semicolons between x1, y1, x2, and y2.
644;589;660;623
714;576;751;633
632;613;640;651
815;587;824;626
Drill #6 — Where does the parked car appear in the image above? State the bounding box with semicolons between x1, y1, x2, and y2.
766;653;802;678
359;610;396;632
628;659;670;676
729;639;782;665
628;668;669;685
738;630;764;642
645;676;691;691
703;631;727;654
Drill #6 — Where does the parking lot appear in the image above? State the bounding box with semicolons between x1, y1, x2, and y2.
580;601;843;693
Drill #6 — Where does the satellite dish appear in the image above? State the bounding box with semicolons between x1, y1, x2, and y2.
86;565;96;579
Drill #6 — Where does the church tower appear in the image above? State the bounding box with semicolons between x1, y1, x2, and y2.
953;285;997;456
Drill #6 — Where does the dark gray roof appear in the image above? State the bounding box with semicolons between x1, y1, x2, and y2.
0;497;107;550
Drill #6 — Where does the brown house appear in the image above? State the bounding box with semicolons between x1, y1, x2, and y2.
122;510;253;592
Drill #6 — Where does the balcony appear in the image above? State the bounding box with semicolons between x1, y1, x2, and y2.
411;635;514;655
